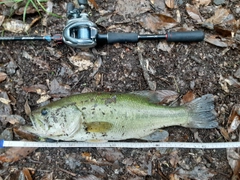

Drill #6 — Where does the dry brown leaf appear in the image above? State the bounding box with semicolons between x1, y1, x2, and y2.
49;79;70;96
181;91;196;104
3;19;30;33
127;166;148;176
22;84;48;95
204;35;228;47
205;8;231;25
186;3;205;23
227;149;240;179
36;94;51;104
22;168;33;180
88;0;99;9
139;13;178;32
13;127;39;141
41;172;53;180
0;115;25;126
169;151;179;168
0;145;37;163
235;67;240;78
165;0;175;9
0;72;7;83
227;104;240;133
116;0;151;17
68;52;95;72
24;99;31;116
218;126;230;141
32;57;50;70
192;0;211;7
97;148;124;162
225;76;240;88
0;15;5;26
214;25;233;37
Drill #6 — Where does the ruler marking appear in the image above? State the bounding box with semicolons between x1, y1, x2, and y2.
1;141;240;149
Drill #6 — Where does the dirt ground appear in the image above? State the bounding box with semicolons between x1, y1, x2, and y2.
0;0;240;179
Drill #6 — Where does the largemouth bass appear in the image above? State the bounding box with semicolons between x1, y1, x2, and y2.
23;91;218;142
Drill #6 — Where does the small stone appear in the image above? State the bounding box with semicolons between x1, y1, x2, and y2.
213;0;225;5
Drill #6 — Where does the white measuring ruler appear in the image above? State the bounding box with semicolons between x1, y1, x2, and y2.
1;140;240;149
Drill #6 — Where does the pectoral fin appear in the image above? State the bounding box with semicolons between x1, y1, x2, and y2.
85;122;113;133
140;130;169;142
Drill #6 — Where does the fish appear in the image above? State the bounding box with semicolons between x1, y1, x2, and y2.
22;91;218;142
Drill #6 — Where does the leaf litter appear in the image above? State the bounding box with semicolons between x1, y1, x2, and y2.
0;0;239;179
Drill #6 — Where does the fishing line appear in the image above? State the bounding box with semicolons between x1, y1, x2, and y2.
1;140;239;149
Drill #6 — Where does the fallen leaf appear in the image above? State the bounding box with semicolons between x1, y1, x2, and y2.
49;79;70;96
97;148;124;162
165;0;175;8
192;0;211;7
36;94;51;104
22;168;33;180
0;90;12;115
127;166;148;176
46;47;62;58
176;165;215;179
3;19;30;33
205;7;231;25
116;0;151;18
88;0;99;9
169;151;179;168
0;72;7;82
181;91;196;104
157;41;174;52
0;15;5;26
225;76;240;88
227;148;240;179
0;145;37;163
234;67;240;79
218;126;230;141
139;13;178;32
22;84;48;95
214;25;233;37
0;115;26;126
24;99;31;116
13;127;38;141
186;3;205;23
90;57;102;77
150;0;166;10
227;104;240;133
68;52;95;72
204;35;228;47
32;57;50;70
41;172;53;180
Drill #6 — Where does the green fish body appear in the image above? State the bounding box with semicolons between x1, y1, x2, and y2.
24;91;218;141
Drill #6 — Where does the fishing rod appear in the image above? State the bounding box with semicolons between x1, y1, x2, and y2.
0;0;205;48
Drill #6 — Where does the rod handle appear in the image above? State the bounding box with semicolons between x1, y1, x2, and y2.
107;33;139;44
166;31;205;42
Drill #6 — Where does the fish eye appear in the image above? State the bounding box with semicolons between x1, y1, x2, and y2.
41;108;48;116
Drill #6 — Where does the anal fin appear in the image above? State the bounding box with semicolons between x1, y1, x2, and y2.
140;130;169;142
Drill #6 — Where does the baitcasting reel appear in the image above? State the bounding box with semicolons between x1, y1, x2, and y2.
63;0;98;48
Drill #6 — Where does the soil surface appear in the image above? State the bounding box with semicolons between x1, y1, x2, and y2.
0;0;240;179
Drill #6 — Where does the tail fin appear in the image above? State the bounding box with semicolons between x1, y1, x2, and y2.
184;94;218;129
